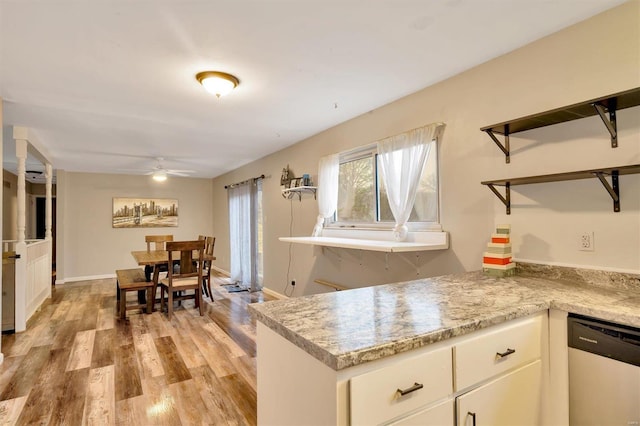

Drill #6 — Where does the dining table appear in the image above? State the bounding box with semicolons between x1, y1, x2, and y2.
131;249;216;311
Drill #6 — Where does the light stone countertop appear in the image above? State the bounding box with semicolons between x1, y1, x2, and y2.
249;263;640;370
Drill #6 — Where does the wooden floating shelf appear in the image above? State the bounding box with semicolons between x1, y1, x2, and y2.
481;87;640;163
482;165;640;186
481;164;640;214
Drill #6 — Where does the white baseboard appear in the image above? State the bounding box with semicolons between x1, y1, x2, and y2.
211;265;231;277
211;266;285;299
55;273;117;284
262;287;288;299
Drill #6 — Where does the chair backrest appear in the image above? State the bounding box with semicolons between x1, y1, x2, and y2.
205;236;216;257
166;240;205;280
146;235;173;251
202;236;216;277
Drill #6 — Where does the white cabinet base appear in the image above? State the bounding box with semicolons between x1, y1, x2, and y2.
256;312;549;426
257;323;345;426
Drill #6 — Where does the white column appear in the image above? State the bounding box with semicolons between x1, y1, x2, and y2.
45;163;53;239
14;139;28;332
16;139;27;243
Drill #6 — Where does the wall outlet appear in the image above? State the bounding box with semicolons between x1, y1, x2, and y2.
579;231;594;251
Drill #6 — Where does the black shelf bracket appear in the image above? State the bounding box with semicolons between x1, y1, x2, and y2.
484;125;510;163
592;100;617;148
593;170;620;212
486;182;511;215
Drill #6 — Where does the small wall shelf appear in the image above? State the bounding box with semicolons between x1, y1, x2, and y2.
282;186;317;201
481;87;640;163
482;164;640;214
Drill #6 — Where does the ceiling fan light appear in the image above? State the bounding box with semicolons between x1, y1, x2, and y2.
152;170;167;182
196;71;239;97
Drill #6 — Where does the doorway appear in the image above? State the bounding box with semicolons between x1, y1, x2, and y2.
35;196;56;269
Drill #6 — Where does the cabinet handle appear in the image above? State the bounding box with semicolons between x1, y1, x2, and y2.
396;382;423;396
496;348;516;359
468;411;477;426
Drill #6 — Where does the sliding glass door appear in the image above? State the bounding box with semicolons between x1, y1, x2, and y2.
228;179;263;291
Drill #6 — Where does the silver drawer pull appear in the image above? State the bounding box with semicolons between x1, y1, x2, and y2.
496;348;516;359
396;382;423;396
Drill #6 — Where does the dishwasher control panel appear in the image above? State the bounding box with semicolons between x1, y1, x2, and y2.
568;314;640;368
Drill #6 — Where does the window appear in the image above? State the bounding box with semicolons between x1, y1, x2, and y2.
333;139;439;229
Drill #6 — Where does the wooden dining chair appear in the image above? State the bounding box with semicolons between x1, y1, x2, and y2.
201;236;216;300
146;234;174;251
143;234;173;280
158;240;205;320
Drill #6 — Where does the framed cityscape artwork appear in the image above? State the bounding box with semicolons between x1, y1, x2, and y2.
112;197;178;228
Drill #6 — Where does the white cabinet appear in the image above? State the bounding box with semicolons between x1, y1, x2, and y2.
456;360;542;425
256;312;547;426
453;314;544;426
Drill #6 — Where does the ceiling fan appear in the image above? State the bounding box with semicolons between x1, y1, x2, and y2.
146;157;195;181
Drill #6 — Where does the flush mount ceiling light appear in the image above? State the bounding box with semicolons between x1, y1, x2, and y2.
152;170;167;182
196;71;240;98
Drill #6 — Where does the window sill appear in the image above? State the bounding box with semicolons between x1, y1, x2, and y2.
278;230;448;253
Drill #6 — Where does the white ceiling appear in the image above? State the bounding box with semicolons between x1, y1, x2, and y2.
0;0;626;179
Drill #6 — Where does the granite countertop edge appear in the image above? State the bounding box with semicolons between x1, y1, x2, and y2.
250;301;552;370
249;267;640;371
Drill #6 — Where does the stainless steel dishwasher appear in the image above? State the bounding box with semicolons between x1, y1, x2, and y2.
568;314;640;426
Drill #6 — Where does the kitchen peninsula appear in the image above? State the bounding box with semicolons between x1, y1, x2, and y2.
249;263;640;425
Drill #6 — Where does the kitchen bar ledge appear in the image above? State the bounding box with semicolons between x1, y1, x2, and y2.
248;263;640;371
279;229;449;253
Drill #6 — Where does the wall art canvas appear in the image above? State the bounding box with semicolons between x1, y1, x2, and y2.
112;197;178;228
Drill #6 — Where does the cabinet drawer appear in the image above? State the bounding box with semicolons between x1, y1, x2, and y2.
350;346;452;426
454;314;542;391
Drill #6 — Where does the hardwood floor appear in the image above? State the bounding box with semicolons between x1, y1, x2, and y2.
0;272;274;425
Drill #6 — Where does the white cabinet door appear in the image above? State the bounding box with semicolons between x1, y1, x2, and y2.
456;360;542;426
390;399;454;426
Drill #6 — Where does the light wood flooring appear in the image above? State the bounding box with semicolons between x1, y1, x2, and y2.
0;272;274;425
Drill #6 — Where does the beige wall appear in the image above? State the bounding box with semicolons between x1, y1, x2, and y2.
29;182;56;197
56;171;214;281
211;2;640;296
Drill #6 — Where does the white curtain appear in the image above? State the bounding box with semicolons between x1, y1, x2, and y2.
312;153;340;236
228;179;262;291
378;123;445;241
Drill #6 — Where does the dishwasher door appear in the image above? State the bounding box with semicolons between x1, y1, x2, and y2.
568;315;640;426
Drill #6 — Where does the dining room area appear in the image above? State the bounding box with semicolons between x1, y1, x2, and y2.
0;166;274;423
